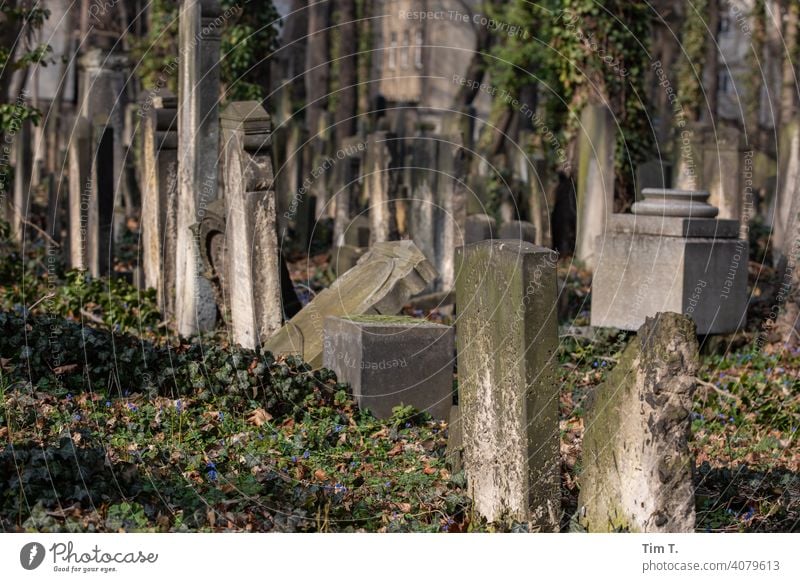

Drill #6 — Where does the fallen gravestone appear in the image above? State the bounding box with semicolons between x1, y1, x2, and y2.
264;240;436;367
578;312;699;532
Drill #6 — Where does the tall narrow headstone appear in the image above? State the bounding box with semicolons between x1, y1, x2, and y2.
575;104;614;269
365;131;399;244
141;90;178;319
176;0;222;335
332;136;365;246
68;117;91;270
10;119;32;243
455;240;560;529
86;116;115;277
220;101;282;349
409;137;438;266
703;126;743;220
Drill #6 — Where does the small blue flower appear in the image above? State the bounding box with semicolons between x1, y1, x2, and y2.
334;425;343;433
405;422;411;428
384;481;392;488
334;483;346;493
218;412;224;422
206;461;216;470
66;393;73;401
592;361;598;368
73;414;81;421
291;456;298;463
207;470;218;482
105;401;111;407
175;400;182;413
303;450;310;459
127;403;137;411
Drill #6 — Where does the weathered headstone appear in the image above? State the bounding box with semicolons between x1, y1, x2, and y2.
703;125;744;220
68;117;91;270
455;239;560;528
141;90;178;318
464;213;495;244
175;0;223;335
78;49;128;239
332;136;366;246
323;315;454;420
575;104;615;269
591;189;748;335
84;115;114;277
674;122;705;191
578;313;699;532
220;101;282;349
264;240;437;368
435;136;468;290
10;119;32;243
499;220;537;243
409;137;438;267
773;119;800;263
365;131;400;244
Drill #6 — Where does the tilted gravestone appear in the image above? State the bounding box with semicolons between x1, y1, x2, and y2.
140;90;178;319
591;189;747;334
67;117;92;271
578;313;699;532
264;240;437;368
323;315;454;420
175;0;223;336
220;101;282;349
455;239;560;529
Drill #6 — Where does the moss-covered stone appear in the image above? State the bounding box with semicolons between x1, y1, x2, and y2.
577;312;699;532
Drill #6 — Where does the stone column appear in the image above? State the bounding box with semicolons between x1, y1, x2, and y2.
176;0;222;336
141;90;178;318
575;104;615;269
78;49;128;239
86;116;115;277
365;131;399;244
220;101;282;349
455;239;560;529
10;119;32;243
703;125;743;220
68;117;91;270
435;135;468;291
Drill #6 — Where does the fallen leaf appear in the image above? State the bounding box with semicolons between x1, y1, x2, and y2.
53;363;79;375
314;469;328;481
397;502;411;513
247;408;273;427
387;442;404;457
423;464;436;475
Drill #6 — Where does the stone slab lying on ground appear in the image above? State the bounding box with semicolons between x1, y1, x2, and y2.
578;312;699;532
264;240;437;367
322;315;454;419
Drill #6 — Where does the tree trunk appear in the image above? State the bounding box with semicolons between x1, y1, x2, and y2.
306;1;331;140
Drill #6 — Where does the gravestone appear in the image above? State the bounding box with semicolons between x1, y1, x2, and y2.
68;117;92;270
264;240;437;368
365;131;400;244
323;315;454;420
703;125;744;220
435;135;468;290
499;220;537;243
575;104;615;269
140;90;178;319
85;115;114;277
674;122;705;191
220;101;282;349
176;0;223;336
78;49;128;240
464;213;495;244
332;136;366;246
773;119;800;264
409;137;438;268
591;188;748;335
578;313;699;532
455;239;560;528
10;119;32;243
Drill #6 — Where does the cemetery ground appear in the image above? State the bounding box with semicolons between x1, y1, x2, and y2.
0;223;797;533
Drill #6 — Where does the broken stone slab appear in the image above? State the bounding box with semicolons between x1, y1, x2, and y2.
322;315;454;420
264;240;437;367
331;245;367;277
455;239;560;529
578;312;699;532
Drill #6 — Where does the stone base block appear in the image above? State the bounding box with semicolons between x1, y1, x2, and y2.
323;315;454;420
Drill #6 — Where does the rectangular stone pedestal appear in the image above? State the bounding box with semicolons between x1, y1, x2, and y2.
591;214;748;334
323;315;454;420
